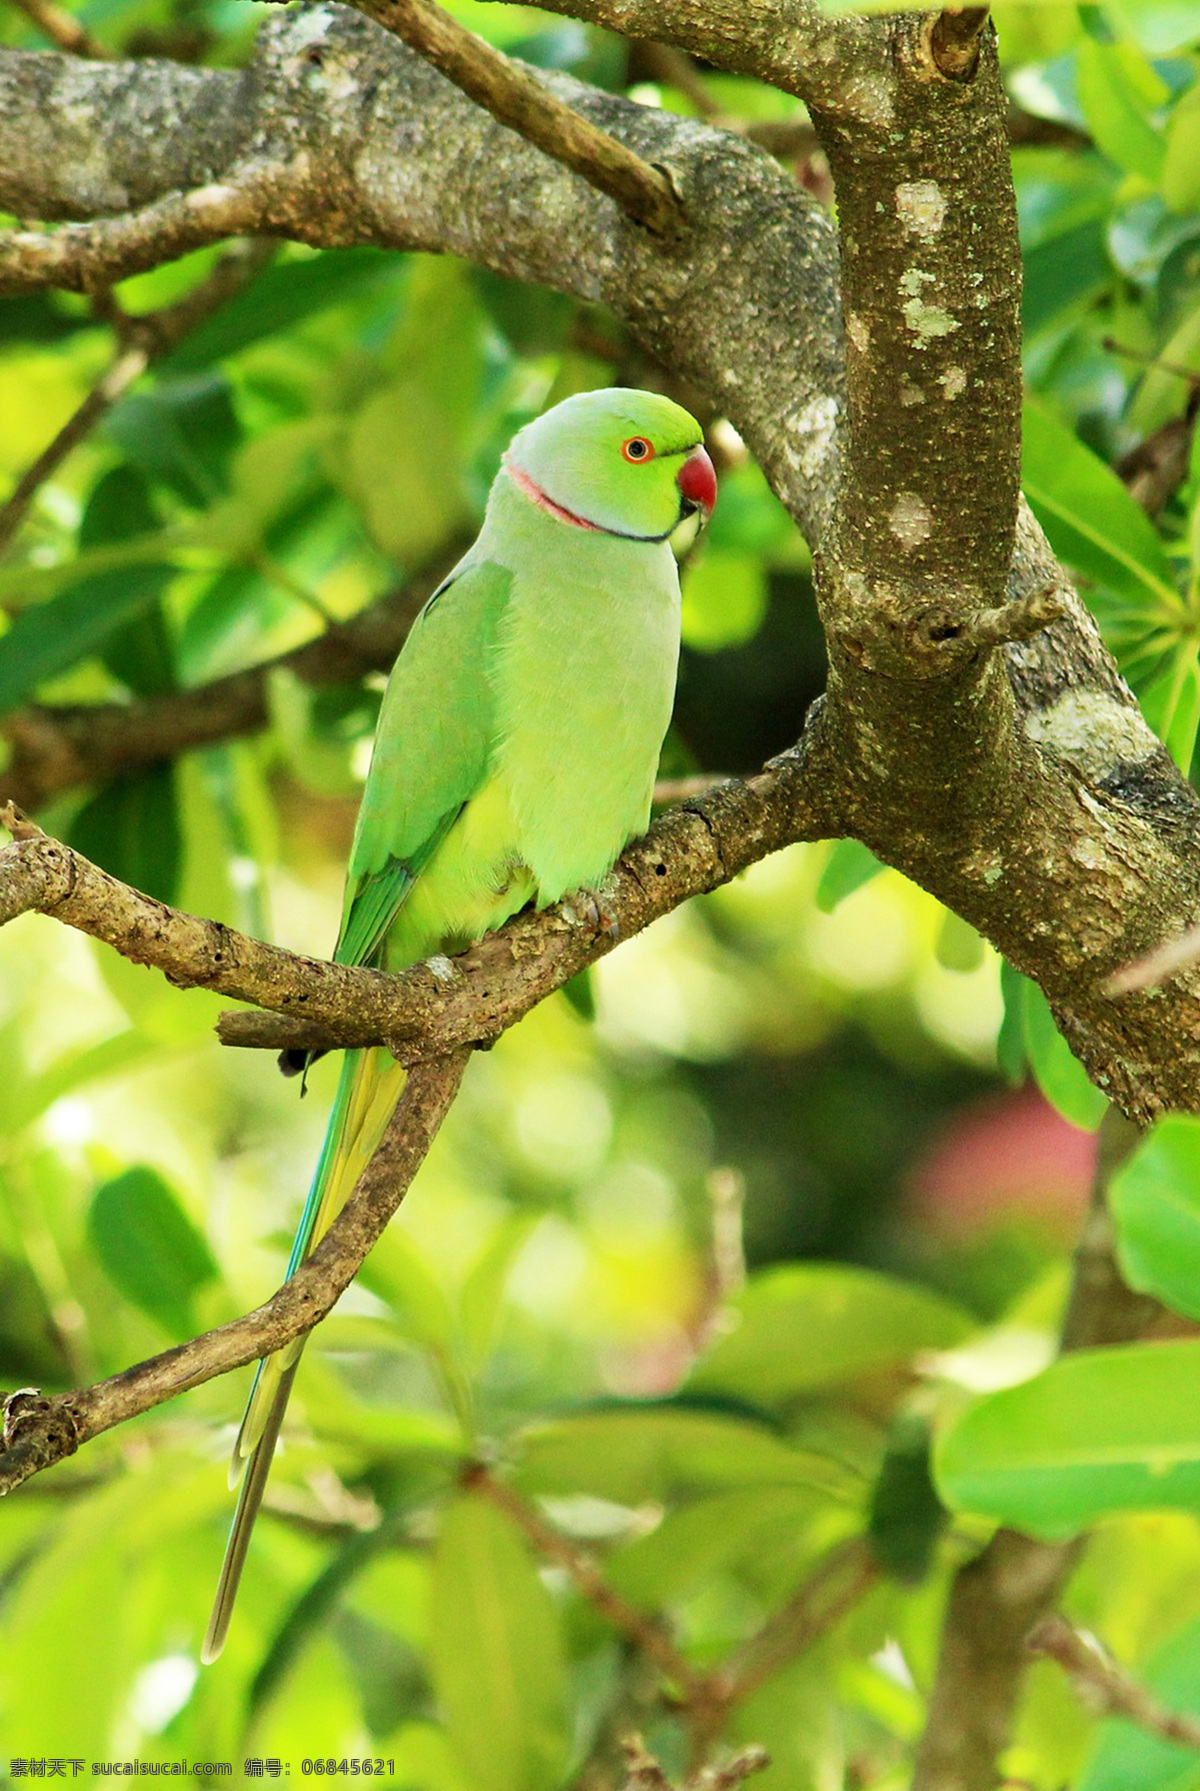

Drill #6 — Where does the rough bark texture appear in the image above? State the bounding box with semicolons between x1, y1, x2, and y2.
0;9;1196;1781
0;746;836;1062
0;7;1196;1123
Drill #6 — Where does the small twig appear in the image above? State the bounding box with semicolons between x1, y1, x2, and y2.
0;172;279;298
715;1536;879;1710
967;582;1071;649
465;1463;706;1697
345;0;683;237
926;7;991;80
1103;922;1200;997
5;0;110;56
1104;337;1200;391
620;1736;769;1791
689;1166;746;1354
652;775;726;806
1029;1613;1200;1752
0;241;274;558
0;1048;469;1495
1;547;462;811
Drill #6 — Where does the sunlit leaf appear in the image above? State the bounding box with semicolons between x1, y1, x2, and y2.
690;1264;974;1404
87;1165;219;1336
816;838;886;914
1021;400;1180;630
430;1493;569;1791
681;548;767;651
1019;975;1108;1131
937;1340;1200;1535
1076;36;1168;186
513;1406;856;1505
1111;1114;1200;1321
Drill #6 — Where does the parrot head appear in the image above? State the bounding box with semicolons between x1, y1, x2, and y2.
505;387;717;542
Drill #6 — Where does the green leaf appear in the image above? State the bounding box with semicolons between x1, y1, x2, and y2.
816;838;886;914
1140;640;1200;772
607;1485;824;1606
69;762;183;905
334;260;484;563
1128;296;1200;439
430;1493;569;1791
681;549;767;651
1076;36;1168;185
936;1339;1200;1536
1111;1114;1200;1321
1020;976;1109;1131
1078;1617;1200;1791
1163;86;1200;214
1102;1;1200;57
355;1226;457;1355
105;372;240;505
459;1214;538;1371
165;248;405;373
87;1165;219;1337
689;1264;974;1404
0;466;176;718
1022;219;1113;339
997;958;1029;1085
868;1412;948;1583
513;1406;855;1505
1021;399;1180;629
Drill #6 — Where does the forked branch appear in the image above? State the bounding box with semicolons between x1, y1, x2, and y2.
0;1048;469;1495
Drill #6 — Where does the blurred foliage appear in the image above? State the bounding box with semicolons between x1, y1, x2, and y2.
2;3;1200;1788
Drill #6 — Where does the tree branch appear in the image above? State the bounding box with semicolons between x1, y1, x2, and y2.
0;1047;470;1495
911;1109;1158;1791
0;11;1198;1119
6;0;109;56
1028;1613;1200;1752
0;171;283;297
0;547;463;811
346;0;682;236
465;1461;708;1699
0;239;274;557
0;745;836;1063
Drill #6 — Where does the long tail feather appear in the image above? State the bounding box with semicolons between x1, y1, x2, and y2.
201;1360;298;1665
203;1046;407;1661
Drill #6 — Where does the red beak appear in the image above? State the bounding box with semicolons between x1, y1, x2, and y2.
676;443;717;520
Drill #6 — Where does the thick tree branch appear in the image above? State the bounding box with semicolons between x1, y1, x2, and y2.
484;0;889;123
0;238;274;556
347;0;681;235
0;748;837;1062
0;11;1198;1103
0;1047;469;1495
0;168;295;297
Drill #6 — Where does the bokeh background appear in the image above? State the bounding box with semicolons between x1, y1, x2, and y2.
1;3;1200;1786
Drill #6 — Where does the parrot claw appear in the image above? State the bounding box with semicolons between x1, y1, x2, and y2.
562;885;620;943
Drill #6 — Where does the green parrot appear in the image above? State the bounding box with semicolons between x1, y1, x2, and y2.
202;386;717;1663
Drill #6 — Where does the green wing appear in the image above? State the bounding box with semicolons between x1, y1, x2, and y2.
334;553;512;969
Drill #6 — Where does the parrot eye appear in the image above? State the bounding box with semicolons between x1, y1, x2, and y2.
621;436;654;463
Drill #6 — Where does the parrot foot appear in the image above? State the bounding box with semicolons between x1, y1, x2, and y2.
562;885;620;943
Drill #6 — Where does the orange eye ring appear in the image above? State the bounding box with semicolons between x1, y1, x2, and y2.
621;436;655;463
